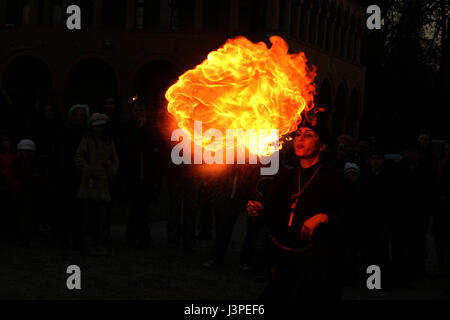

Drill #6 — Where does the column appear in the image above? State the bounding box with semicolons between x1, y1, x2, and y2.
93;0;103;28
126;0;136;29
301;5;310;42
334;25;341;56
355;32;361;63
280;0;292;34
194;0;204;30
42;0;50;25
30;0;39;25
341;25;348;58
230;0;239;31
292;2;301;39
328;18;335;53
0;0;6;25
320;13;328;49
160;0;170;29
347;30;354;61
311;11;319;45
266;0;280;32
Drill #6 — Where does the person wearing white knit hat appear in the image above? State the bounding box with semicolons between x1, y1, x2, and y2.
88;113;109;127
68;104;89;129
68;104;90;119
75;111;118;256
15;138;39;246
17;139;36;152
344;162;360;184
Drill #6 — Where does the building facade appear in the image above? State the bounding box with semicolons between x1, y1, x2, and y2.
0;0;366;138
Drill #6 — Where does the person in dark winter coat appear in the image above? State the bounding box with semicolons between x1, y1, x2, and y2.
0;134;18;239
53;104;89;250
201;164;256;268
117;99;162;249
13;139;40;246
247;113;348;300
359;148;396;289
391;141;433;285
342;162;365;287
436;142;450;276
34;101;63;232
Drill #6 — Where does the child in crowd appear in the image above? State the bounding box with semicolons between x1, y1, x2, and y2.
75;113;119;256
13;139;40;246
0;134;18;239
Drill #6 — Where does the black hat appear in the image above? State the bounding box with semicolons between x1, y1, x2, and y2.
297;109;330;145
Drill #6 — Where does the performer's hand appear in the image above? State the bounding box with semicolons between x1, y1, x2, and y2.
301;213;328;241
247;200;263;217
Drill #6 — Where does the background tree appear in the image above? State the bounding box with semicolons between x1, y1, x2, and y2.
360;0;449;150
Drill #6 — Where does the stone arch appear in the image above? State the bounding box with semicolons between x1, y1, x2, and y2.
132;60;181;111
1;55;52;137
66;57;117;112
1;55;52;105
132;60;181;139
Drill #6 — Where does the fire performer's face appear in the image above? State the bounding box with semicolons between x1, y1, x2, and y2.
293;127;324;159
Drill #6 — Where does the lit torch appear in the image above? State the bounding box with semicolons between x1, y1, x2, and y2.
165;35;317;158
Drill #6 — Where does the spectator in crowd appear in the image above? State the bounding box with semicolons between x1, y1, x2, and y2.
355;138;371;173
74;113;119;256
99;96;122;241
13;139;40;247
342;162;365;286
99;96;121;143
360;147;396;289
166;169;196;250
117;99;161;249
34;101;63;233
0;133;18;239
418;129;439;173
54;104;89;250
392;140;432;286
239;165;269;272
35;101;63;158
202;165;249;268
331;134;357;171
436;141;450;276
0;86;13;134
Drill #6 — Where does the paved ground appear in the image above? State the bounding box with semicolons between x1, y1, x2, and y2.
1;215;449;300
1;180;449;300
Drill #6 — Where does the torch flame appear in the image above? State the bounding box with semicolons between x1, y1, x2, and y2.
166;35;317;156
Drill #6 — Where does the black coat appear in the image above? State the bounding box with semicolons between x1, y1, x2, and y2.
259;161;348;264
117;121;161;185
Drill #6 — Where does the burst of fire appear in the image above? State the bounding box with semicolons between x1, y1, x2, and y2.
165;35;317;156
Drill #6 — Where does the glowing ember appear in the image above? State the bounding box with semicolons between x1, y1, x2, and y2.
165;35;317;156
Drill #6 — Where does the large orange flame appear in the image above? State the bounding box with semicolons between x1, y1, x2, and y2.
166;35;317;156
